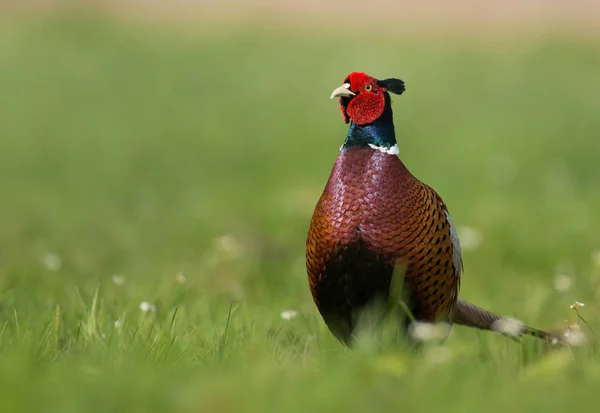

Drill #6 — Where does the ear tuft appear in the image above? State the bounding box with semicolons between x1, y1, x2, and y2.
379;78;405;95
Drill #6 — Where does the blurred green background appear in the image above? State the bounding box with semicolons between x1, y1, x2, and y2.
0;3;600;412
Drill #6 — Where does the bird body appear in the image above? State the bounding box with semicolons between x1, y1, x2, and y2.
306;145;461;342
306;72;561;345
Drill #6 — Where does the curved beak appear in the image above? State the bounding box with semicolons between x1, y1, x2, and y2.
330;83;356;100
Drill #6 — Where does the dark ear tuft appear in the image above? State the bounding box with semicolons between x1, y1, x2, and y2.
379;78;405;95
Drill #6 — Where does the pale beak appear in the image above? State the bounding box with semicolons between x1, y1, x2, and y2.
330;83;356;99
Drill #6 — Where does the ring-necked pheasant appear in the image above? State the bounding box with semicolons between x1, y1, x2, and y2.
305;71;560;345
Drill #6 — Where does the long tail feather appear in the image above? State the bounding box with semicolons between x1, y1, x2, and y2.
453;299;562;343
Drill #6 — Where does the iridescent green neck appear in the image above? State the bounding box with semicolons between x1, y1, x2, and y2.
341;109;398;154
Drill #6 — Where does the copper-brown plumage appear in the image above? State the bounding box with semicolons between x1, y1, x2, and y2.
306;147;460;341
306;71;565;345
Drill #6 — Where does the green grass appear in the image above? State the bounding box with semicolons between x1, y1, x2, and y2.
0;16;600;412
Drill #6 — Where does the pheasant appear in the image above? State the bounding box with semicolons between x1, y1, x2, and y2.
305;71;561;345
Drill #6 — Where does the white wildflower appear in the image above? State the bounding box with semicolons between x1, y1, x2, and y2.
408;321;451;341
175;272;186;284
114;320;121;328
553;274;572;293
491;318;525;337
280;310;298;320
112;275;126;286
457;226;482;251
43;253;62;271
139;301;156;313
562;324;587;347
570;301;585;309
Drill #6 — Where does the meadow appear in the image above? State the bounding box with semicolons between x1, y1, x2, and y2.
0;15;599;412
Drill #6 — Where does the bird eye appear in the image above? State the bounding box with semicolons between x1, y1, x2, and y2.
365;84;373;91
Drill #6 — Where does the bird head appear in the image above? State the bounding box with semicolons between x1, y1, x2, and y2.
331;72;405;125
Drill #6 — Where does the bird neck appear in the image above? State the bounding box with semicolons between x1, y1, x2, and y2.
341;108;398;155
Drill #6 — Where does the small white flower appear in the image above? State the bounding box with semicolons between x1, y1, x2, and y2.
408;321;451;341
114;320;121;328
112;275;126;286
457;226;482;251
570;301;585;309
280;310;298;320
175;272;186;284
140;301;156;313
43;253;62;271
491;318;525;337
553;274;572;293
562;324;587;347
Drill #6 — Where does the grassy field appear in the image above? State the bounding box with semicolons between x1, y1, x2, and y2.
0;16;599;412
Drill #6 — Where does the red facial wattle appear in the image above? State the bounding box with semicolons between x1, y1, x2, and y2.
338;72;386;126
346;90;385;125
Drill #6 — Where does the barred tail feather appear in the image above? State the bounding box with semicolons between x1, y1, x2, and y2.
453;299;562;343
